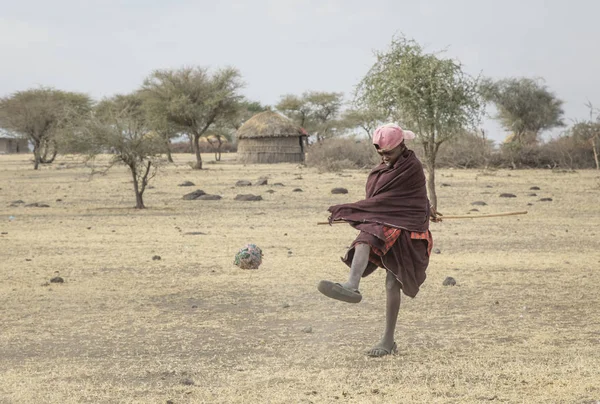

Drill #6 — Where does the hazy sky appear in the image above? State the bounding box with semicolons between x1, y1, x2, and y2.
1;0;598;142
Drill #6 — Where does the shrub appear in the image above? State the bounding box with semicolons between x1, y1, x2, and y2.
306;138;379;172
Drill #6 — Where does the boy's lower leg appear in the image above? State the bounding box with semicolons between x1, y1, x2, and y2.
369;271;402;355
341;243;370;290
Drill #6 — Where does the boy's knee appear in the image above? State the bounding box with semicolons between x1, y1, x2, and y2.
385;274;401;291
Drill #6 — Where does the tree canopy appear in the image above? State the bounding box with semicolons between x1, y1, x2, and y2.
275;91;344;141
0;87;92;169
356;35;482;208
141;66;244;169
481;77;565;144
66;93;165;209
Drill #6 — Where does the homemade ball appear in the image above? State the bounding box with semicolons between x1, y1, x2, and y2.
234;244;263;269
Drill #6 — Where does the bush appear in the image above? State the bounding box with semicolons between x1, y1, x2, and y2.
306;138;379;172
435;132;495;168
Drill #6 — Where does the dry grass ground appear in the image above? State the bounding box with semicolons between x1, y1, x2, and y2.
1;153;599;404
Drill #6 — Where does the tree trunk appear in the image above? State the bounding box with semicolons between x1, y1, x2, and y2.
215;138;222;161
193;133;203;169
165;138;174;163
425;159;437;210
40;141;57;164
591;136;599;170
32;142;41;170
131;166;145;209
423;140;439;210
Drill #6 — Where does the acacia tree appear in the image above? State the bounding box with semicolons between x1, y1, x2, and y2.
141;66;244;169
139;90;181;163
356;35;482;209
205;99;270;161
276;91;344;141
0;87;92;169
340;107;388;139
481;77;564;144
66;93;164;209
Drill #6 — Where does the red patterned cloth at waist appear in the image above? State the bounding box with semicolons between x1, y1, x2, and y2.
371;226;433;257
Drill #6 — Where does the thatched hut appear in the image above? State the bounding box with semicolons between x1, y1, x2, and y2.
0;136;29;154
236;111;308;164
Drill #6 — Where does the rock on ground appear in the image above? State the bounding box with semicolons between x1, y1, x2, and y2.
443;277;457;286
182;190;206;200
234;194;263;201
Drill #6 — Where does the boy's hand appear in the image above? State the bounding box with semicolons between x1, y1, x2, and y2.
430;205;443;223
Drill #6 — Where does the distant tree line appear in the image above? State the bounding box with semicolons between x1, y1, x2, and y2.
0;34;597;209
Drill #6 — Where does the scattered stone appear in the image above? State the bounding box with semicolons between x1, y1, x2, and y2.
302;326;313;333
331;187;348;194
11;200;25;204
273;183;284;186
443;277;456;286
539;198;553;202
25;258;31;261
25;202;50;208
178;181;195;187
292;188;303;192
195;194;222;200
180;378;195;386
184;232;207;236
254;177;268;186
1;232;7;235
266;189;275;194
530;186;541;190
499;193;516;198
166;400;174;404
87;227;92;230
281;303;290;308
485;185;493;188
470;208;479;212
528;193;537;197
191;305;198;309
182;190;206;200
152;255;161;261
235;180;252;187
50;276;64;283
527;203;533;206
56;199;63;202
441;183;451;187
471;201;487;206
147;186;155;190
434;248;441;254
234;194;263;201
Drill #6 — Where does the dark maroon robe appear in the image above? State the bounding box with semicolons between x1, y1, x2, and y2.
328;149;432;297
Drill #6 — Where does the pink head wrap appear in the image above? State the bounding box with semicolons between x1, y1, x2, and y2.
372;124;416;151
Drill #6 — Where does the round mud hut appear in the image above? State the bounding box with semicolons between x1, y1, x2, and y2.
236;111;308;164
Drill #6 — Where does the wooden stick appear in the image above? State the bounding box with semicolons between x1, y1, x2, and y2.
317;211;527;225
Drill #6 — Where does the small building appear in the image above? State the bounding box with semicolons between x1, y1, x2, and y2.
236;111;308;164
0;136;29;154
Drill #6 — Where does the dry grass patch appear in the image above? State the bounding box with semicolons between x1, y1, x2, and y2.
1;154;599;403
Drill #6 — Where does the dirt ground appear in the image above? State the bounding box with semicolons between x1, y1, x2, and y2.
1;153;599;404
